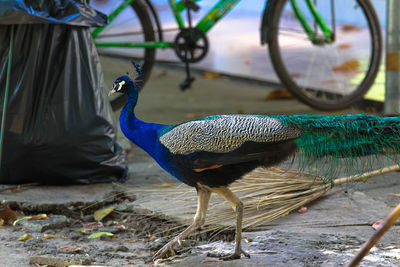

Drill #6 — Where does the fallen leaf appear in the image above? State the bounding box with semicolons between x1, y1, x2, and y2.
202;72;222;80
87;221;103;229
372;220;383;230
28;214;50;220
202;259;223;263
152;183;175;188
115;197;124;203
338;43;351;50
115;222;127;229
41;233;63;240
19;233;33;241
298;207;308;214
266;90;293;100
0;204;24;225
323;79;337;85
341;24;360;32
387;193;400;197
244;237;252;243
94;206;115;221
75;230;89;235
124;239;139;243
332;59;359;72
60;245;86;252
13;214;48;226
88;232;115;239
290;73;301;79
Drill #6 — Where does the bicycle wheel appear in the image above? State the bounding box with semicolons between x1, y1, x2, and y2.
267;0;382;110
93;0;156;110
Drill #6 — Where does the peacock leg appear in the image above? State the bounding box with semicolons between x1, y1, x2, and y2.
207;186;250;260
151;184;211;261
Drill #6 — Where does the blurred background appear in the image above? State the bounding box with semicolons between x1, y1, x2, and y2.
92;0;387;104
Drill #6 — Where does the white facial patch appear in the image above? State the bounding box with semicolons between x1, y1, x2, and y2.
117;80;126;91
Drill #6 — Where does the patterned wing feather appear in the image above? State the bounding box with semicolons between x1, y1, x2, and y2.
159;115;302;155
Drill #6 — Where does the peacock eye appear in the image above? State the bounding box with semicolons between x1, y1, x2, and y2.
117;80;126;91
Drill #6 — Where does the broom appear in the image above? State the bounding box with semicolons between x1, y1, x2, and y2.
201;165;400;232
203;165;400;230
124;164;400;235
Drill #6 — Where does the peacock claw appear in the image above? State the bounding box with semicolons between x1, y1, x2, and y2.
207;248;250;261
151;236;191;262
151;241;177;262
178;239;190;247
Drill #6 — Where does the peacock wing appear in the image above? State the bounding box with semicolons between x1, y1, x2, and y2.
159;115;302;169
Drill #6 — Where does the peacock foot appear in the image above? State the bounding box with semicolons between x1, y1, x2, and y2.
177;239;190;247
151;236;191;262
207;248;250;261
151;239;178;261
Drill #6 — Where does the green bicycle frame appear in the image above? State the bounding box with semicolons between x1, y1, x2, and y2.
93;0;334;49
291;0;334;44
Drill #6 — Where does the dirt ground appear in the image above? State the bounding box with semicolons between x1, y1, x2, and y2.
1;58;400;266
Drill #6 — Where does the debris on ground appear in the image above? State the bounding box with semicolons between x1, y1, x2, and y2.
0;204;24;224
266;90;293;100
94;206;115;221
15;215;67;232
29;255;91;267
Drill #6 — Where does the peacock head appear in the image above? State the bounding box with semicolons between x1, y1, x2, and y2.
109;75;134;96
108;62;143;99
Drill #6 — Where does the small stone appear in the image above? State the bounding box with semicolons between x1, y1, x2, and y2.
69;232;85;241
17;215;68;233
104;220;115;226
29;256;90;266
116;245;129;252
254;236;268;243
83;214;94;222
102;245;114;252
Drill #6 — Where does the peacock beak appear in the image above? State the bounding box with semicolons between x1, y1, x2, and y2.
108;88;116;96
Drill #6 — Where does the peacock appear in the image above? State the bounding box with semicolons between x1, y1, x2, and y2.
109;64;400;262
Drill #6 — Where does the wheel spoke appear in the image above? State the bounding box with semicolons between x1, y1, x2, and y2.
269;0;381;110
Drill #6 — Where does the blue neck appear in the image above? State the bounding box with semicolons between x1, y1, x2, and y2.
120;89;166;158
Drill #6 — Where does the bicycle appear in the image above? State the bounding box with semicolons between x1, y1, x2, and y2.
91;0;382;111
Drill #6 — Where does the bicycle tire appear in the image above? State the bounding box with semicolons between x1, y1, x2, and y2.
95;0;156;111
267;0;382;110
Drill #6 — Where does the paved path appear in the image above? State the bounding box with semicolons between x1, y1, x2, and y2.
1;56;399;266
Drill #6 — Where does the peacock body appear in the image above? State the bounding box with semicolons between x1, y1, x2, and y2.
110;70;400;261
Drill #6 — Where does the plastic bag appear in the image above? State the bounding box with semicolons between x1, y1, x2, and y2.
0;1;128;184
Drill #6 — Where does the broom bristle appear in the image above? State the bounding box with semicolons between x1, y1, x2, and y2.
202;167;331;232
120;165;400;236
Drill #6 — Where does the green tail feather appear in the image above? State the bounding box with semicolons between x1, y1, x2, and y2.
272;114;400;178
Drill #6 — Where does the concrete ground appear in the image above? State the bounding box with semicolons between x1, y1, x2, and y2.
1;56;400;266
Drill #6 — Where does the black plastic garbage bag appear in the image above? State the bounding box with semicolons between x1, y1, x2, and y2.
0;0;107;26
0;1;128;184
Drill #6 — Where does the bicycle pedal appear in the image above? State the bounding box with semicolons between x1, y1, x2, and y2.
179;77;195;91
